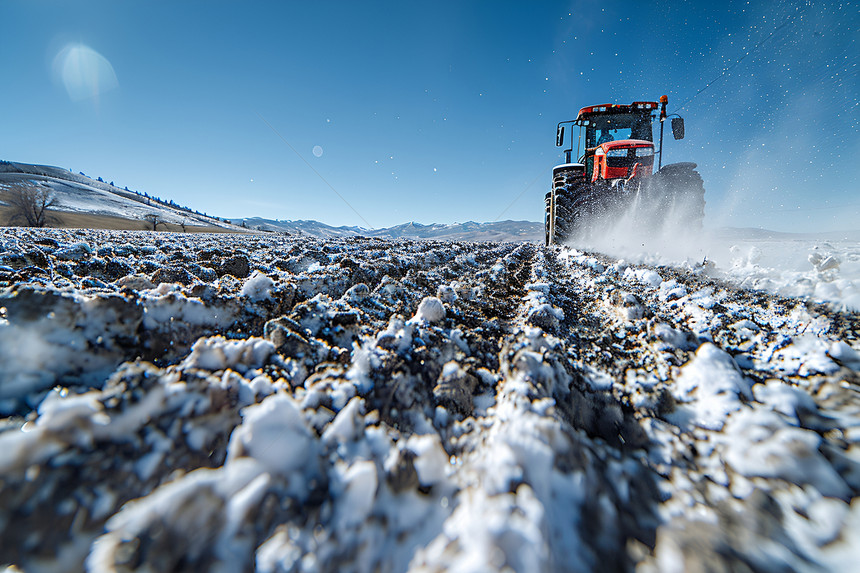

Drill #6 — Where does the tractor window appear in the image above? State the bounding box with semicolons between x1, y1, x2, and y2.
583;112;653;148
597;127;632;144
631;117;652;141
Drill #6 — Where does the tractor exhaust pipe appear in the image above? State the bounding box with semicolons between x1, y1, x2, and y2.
658;94;668;170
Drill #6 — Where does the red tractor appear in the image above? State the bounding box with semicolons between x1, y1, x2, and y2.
546;95;705;245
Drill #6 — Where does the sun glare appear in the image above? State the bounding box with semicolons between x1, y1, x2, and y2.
52;43;118;102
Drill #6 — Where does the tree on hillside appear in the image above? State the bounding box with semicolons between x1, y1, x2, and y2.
143;213;165;231
4;183;60;228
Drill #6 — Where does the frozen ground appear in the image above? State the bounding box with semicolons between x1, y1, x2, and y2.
1;227;859;572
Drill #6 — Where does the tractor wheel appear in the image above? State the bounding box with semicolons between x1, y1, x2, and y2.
550;183;590;244
544;191;553;246
554;189;575;240
647;162;706;232
548;166;586;245
568;179;608;241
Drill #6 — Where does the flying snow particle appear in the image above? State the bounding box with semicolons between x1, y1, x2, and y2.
313;146;323;157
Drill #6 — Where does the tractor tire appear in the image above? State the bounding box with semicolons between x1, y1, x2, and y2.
647;162;706;232
544;191;552;245
568;179;603;239
548;165;587;245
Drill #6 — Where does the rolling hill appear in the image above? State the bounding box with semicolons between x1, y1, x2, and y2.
0;161;241;232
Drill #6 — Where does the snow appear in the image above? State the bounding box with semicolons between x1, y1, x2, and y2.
752;379;818;424
334;460;378;529
829;340;860;370
623;266;663;287
322;396;364;445
436;284;457;303
226;393;318;479
406;433;449;486
55;241;92;260
181;336;275;373
722;409;850;499
668;342;752;431
241;270;275;301
410;296;446;324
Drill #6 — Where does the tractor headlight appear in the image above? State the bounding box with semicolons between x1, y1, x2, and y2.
635;147;654;157
606;149;627;157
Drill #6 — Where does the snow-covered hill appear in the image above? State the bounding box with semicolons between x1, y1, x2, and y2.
233;217;544;243
0;161;239;230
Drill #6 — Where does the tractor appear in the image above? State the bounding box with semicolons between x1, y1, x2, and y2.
545;95;705;245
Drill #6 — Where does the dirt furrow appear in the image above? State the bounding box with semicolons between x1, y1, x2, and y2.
1;228;859;571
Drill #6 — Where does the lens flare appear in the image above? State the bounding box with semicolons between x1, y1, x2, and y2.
53;43;118;102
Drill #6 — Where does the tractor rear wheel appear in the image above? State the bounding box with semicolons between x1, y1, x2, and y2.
647;162;706;232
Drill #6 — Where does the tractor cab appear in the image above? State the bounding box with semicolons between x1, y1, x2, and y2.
579;103;657;150
555;97;685;178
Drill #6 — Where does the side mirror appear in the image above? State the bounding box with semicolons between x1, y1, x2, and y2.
671;117;685;140
556;125;565;147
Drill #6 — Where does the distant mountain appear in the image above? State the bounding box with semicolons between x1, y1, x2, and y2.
233;217;544;243
0;161;240;231
235;218;367;237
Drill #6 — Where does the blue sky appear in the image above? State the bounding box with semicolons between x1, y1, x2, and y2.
1;0;857;231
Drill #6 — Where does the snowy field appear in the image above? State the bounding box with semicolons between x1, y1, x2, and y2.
1;227;859;572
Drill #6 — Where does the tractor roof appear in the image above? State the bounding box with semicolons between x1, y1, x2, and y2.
600;139;654;151
576;101;659;120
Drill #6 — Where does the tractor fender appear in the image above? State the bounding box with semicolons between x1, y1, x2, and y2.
657;161;698;173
